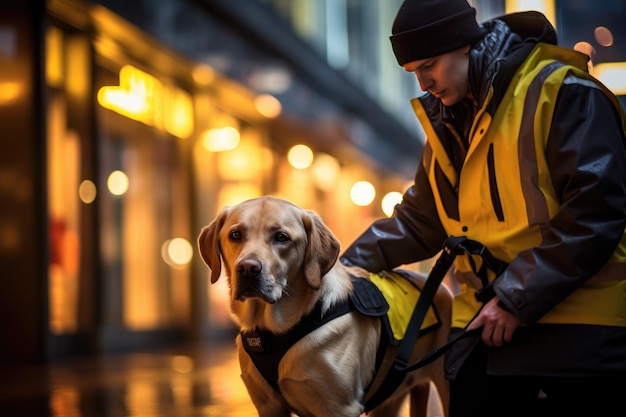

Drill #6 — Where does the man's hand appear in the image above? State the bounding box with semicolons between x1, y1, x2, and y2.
466;297;522;347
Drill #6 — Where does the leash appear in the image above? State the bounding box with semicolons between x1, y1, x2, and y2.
364;236;507;412
398;236;509;372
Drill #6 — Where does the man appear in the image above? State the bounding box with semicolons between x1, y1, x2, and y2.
341;0;626;416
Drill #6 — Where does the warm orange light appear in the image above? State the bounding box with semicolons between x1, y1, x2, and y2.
382;191;403;217
594;26;614;47
97;65;194;138
287;144;313;169
311;153;341;191
192;65;215;86
505;0;556;28
0;82;21;105
592;62;626;95
255;93;282;118
161;238;193;268
45;27;63;88
107;170;129;196
201;126;240;152
217;142;262;181
218;184;261;207
78;180;97;204
350;181;376;206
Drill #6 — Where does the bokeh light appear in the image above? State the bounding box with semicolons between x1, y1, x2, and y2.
594;26;614;47
350;181;375;206
311;153;341;191
287;144;314;169
254;94;282;118
161;238;193;267
78;180;97;204
201;126;240;152
381;191;403;217
107;170;129;196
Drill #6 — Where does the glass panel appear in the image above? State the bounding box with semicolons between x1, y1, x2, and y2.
48;90;82;334
47;25;85;335
98;103;191;330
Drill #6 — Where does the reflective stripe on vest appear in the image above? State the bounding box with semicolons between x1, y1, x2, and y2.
413;43;626;328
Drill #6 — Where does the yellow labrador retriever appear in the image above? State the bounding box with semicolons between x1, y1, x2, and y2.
198;196;452;417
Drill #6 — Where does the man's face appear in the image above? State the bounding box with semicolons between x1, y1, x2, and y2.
402;45;471;106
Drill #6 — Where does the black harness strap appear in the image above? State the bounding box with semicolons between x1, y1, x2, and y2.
241;275;389;394
363;235;508;412
241;299;354;392
241;236;507;414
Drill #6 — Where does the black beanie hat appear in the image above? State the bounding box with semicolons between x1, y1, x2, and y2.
390;0;487;66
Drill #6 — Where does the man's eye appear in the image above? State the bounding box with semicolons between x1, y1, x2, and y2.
229;230;241;240
274;232;290;243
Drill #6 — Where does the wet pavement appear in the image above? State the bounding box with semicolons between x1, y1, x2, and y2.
0;341;258;417
0;340;440;417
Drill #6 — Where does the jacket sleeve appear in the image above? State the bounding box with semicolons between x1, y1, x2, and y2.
495;78;626;324
340;154;448;271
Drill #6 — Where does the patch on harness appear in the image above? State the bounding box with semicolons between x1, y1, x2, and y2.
243;331;265;352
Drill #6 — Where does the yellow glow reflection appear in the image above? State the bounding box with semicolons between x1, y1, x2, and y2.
311;153;340;191
50;386;80;417
172;355;194;373
255;94;282;118
382;191;403;217
201;127;240;152
97;65;193;138
107;170;129;196
218;184;261;207
287;144;313;169
350;181;375;207
592;62;626;95
166;88;194;139
66;37;90;99
217;142;263;181
0;82;21;105
78;180;97;204
126;380;158;416
505;0;555;28
192;65;215;86
161;238;193;267
46;27;63;88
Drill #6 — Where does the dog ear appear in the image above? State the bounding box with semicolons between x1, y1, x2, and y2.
301;211;341;289
198;208;229;284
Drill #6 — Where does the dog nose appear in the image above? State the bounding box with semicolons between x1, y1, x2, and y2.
237;259;262;277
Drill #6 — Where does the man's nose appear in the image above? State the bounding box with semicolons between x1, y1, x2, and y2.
416;74;432;92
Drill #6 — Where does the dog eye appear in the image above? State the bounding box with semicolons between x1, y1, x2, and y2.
274;231;290;243
229;230;242;240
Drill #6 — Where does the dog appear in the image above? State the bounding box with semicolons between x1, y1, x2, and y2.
198;196;452;417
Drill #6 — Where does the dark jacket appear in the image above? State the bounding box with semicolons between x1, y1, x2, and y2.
341;11;626;378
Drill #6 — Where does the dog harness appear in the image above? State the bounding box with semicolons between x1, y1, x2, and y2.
240;270;442;413
241;237;509;414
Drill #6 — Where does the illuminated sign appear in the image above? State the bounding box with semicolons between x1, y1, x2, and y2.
97;65;194;138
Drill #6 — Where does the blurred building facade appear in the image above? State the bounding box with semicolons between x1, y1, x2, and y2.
1;0;624;366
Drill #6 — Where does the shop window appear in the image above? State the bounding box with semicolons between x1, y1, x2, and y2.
46;25;89;335
46;21;193;337
97;89;192;331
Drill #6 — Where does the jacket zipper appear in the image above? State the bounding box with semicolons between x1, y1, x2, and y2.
487;143;505;221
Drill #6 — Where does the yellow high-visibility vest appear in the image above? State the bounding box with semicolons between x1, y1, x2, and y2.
412;43;626;329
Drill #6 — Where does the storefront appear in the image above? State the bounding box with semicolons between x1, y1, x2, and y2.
0;0;413;362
